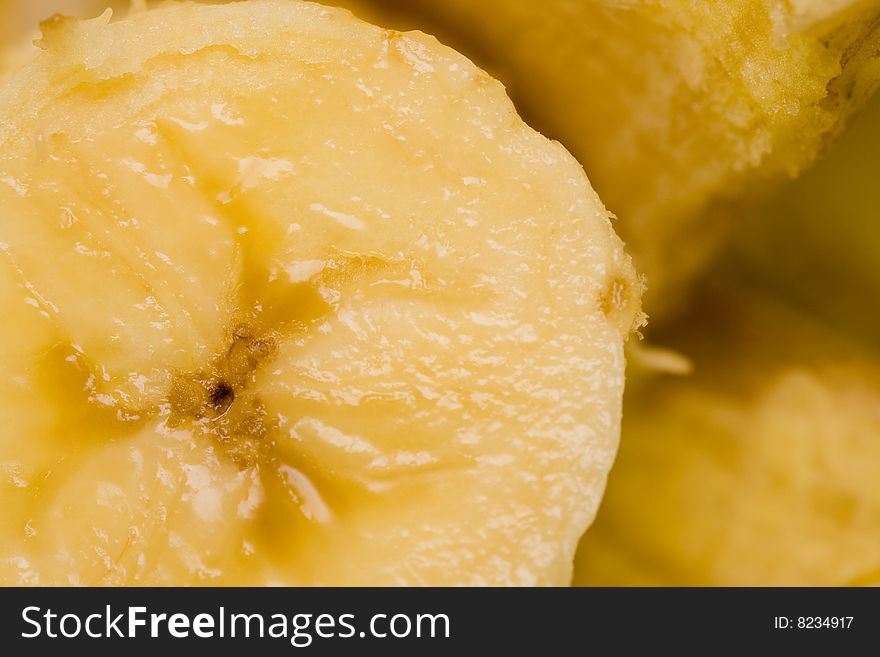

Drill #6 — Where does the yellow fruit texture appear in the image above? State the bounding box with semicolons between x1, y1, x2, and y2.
368;0;880;317
574;284;880;586
0;1;111;70
0;1;642;585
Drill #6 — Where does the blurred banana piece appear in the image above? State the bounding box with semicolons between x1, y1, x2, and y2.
734;91;880;346
575;284;880;586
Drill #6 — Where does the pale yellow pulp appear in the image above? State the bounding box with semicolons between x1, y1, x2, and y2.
365;0;880;317
0;1;641;585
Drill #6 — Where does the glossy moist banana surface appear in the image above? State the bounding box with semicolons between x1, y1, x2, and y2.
0;1;641;585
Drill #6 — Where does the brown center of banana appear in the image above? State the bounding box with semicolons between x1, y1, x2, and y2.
167;324;278;467
164;252;417;468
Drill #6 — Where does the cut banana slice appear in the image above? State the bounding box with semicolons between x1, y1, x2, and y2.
0;1;641;585
366;0;880;316
574;286;880;586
